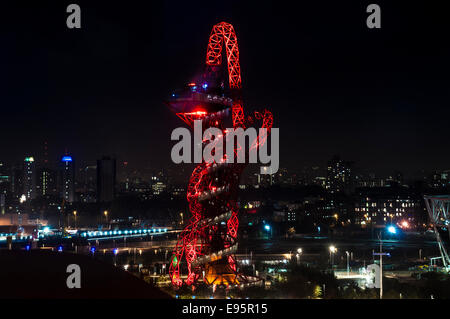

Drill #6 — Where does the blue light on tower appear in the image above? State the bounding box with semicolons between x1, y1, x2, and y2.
264;225;271;231
62;156;73;162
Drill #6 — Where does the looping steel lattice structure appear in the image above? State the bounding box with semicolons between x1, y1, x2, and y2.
167;22;273;289
424;195;450;269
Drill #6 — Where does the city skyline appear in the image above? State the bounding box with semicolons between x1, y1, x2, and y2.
2;2;449;177
1;150;449;185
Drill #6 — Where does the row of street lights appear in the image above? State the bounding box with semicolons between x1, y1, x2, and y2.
296;248;302;265
292;246;350;272
73;210;108;228
68;210;109;229
328;245;351;275
292;246;350;276
329;245;337;266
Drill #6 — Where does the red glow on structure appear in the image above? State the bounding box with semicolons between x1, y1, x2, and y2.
176;110;208;125
169;22;274;289
192;110;207;115
206;22;241;89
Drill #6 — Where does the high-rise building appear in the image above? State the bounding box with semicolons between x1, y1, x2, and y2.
326;155;353;194
23;156;36;200
36;141;57;197
11;166;23;199
61;155;75;202
80;164;97;192
97;156;116;203
38;167;57;197
77;164;97;203
0;162;10;210
0;162;7;215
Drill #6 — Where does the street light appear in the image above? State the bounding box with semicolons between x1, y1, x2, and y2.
387;225;397;234
329;245;337;266
73;211;77;229
104;210;108;224
264;224;272;238
113;248;118;266
346;251;350;276
297;248;302;265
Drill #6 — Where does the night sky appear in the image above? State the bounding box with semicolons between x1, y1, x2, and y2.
1;1;449;177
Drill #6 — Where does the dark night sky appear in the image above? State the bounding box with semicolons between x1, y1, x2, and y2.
1;1;449;177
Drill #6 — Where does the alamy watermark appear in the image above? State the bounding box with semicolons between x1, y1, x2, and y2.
171;120;279;174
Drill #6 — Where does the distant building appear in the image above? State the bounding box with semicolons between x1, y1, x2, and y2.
152;181;167;196
313;176;327;188
0;162;10;211
118;161;132;183
171;185;186;197
61;155;75;202
326;156;353;194
23;157;36;200
11;166;23;199
97;157;116;202
80;165;97;192
354;187;421;226
301;165;322;186
149;172;166;196
355;173;386;188
256;166;274;187
131;180;152;200
78;164;97;203
429;170;450;188
273;167;289;185
37;167;57;197
0;213;30;226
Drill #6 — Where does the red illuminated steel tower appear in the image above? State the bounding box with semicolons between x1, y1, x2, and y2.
168;22;273;289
